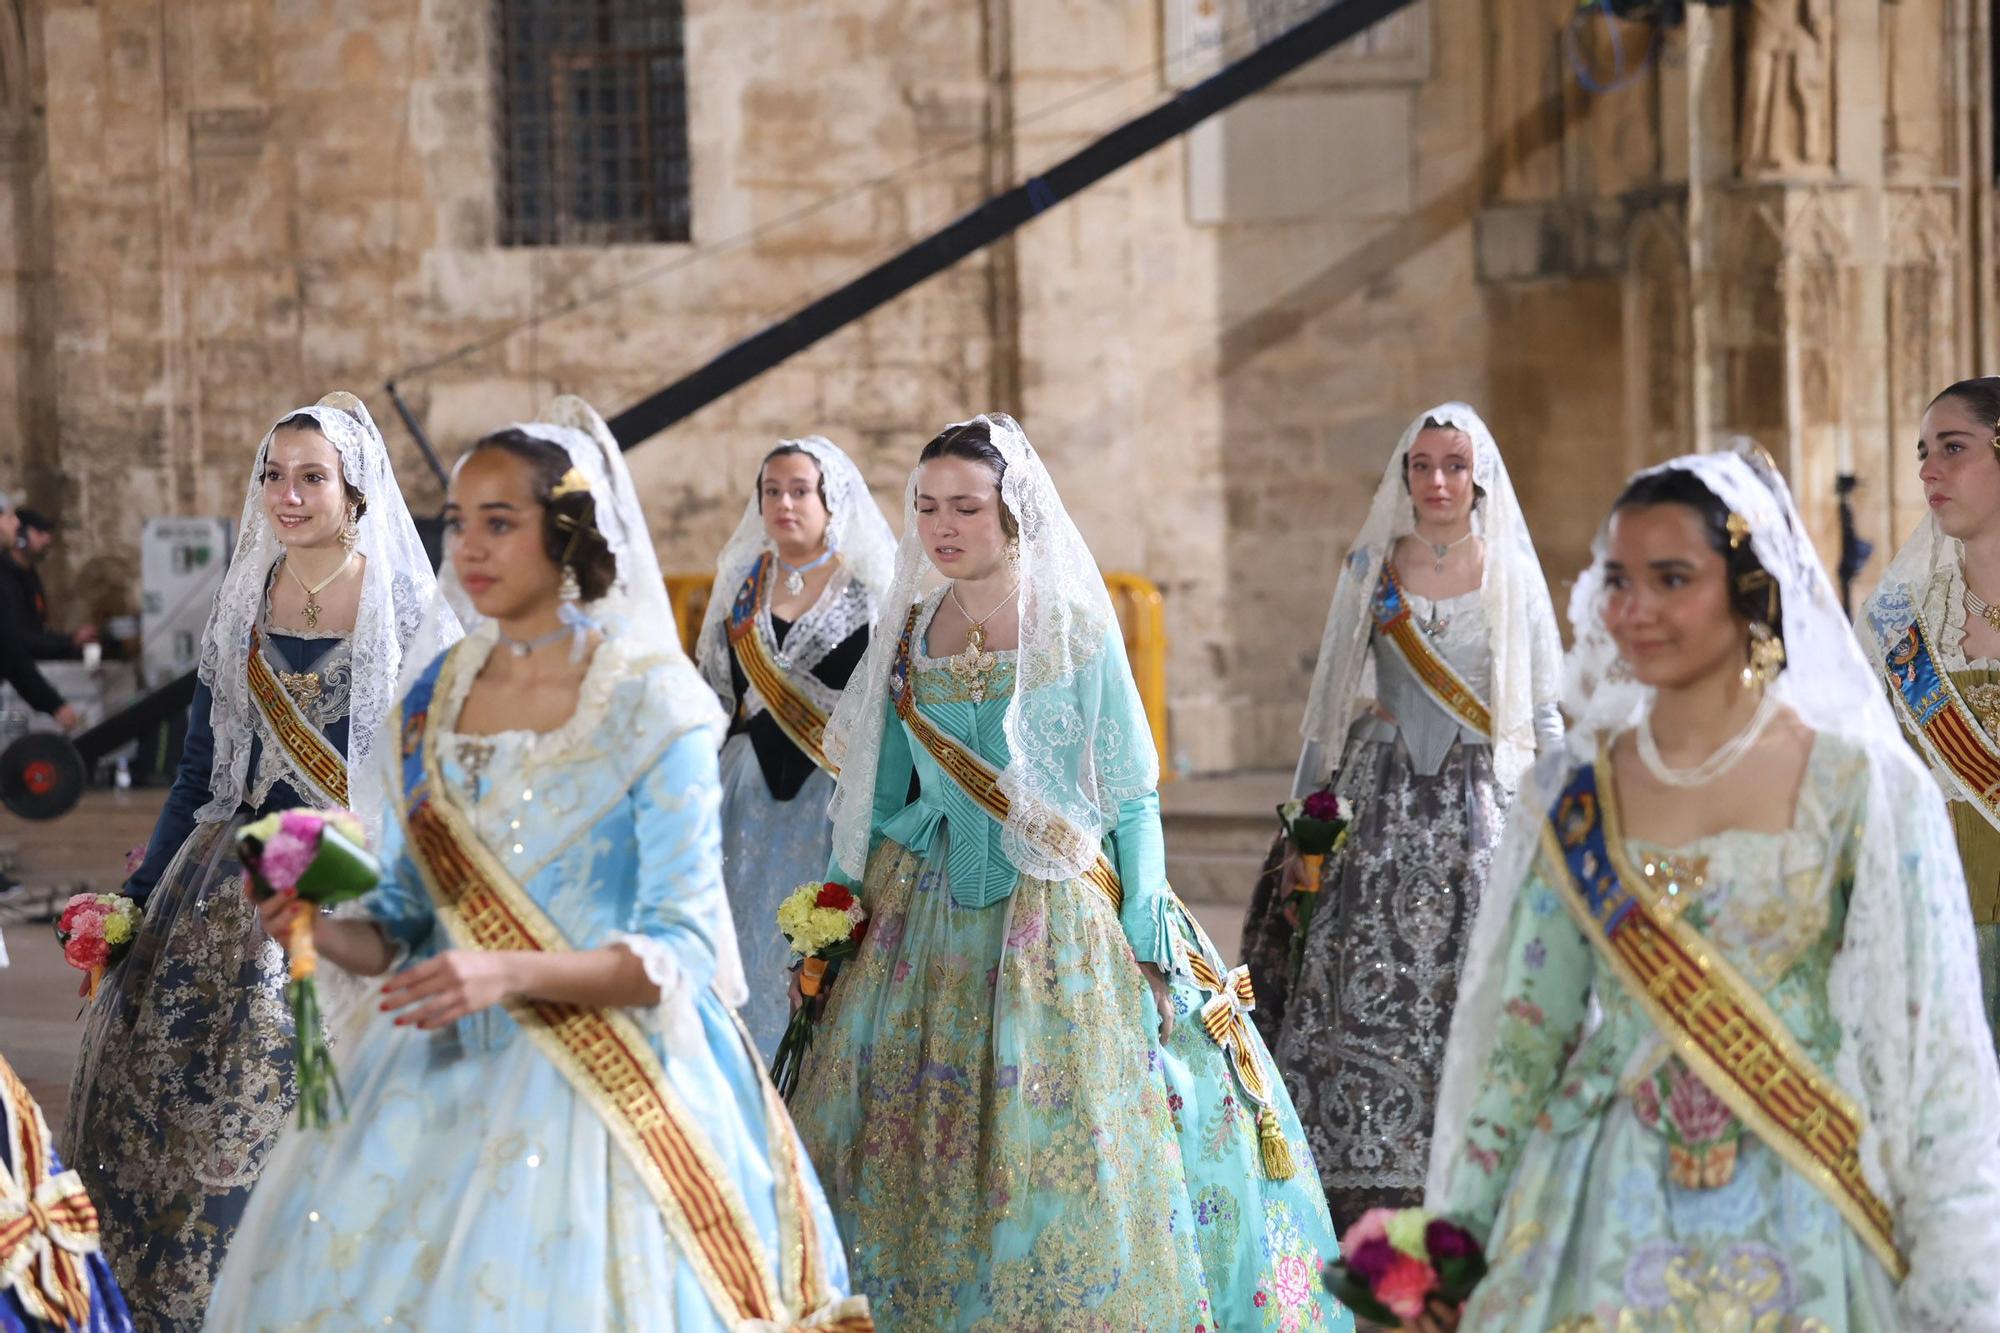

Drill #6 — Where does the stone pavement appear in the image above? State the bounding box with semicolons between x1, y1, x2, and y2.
1;786;1259;1132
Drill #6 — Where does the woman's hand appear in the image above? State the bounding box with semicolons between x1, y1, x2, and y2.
379;950;517;1030
246;881;311;944
1139;961;1174;1041
1411;1298;1464;1333
1280;842;1318;899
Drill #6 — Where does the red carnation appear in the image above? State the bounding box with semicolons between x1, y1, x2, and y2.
1302;789;1345;821
1376;1252;1439;1322
815;882;855;911
64;933;110;971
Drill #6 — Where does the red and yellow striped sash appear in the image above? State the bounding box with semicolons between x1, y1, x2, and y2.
246;627;349;807
1544;756;1906;1281
890;607;1121;911
1372;564;1492;737
730;558;837;776
398;650;870;1332
0;1053;99;1328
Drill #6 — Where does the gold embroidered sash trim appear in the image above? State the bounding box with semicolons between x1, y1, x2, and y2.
1543;752;1906;1281
0;1054;99;1328
1880;610;2000;836
889;606;1122;912
730;556;838;777
397;649;870;1332
1372;564;1493;738
246;627;349;808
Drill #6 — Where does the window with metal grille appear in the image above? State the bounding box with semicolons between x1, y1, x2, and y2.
495;0;691;247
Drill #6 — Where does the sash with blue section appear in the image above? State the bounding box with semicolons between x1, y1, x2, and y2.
1542;756;1906;1281
395;646;871;1332
1371;564;1491;737
728;552;836;776
1881;611;2000;828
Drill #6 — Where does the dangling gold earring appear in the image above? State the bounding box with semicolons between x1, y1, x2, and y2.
1005;537;1021;568
1742;621;1785;689
339;504;360;552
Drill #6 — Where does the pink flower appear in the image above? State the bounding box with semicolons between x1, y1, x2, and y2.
255;822;322;891
1006;907;1046;949
1665;1064;1735;1145
1630;1075;1663;1129
1340;1207;1397;1260
64;932;109;970
57;897;108;938
1272;1253;1313;1308
1375;1253;1439;1322
278;808;330;841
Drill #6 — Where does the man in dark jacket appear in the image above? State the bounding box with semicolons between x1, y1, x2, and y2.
0;493;77;730
6;506;95;660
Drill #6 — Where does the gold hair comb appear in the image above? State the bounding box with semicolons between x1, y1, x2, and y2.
550;468;590;500
1725;512;1751;550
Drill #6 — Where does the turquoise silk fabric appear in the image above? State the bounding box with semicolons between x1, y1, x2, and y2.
792;616;1349;1333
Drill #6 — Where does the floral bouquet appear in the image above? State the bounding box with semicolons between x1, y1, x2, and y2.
769;881;868;1099
1322;1208;1486;1328
236;808;380;1129
54;894;141;999
1277;782;1352;985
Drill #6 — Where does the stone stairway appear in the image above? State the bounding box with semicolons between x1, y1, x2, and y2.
1162;769;1289;966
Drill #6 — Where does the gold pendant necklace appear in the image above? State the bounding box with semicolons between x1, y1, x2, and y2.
946;580;1018;703
1967;584;2000;632
285;551;354;631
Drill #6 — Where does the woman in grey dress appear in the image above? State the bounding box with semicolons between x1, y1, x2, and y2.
694;435;895;1056
1245;402;1563;1226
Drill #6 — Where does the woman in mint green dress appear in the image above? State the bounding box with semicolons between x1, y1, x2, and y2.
790;415;1349;1332
1423;447;2000;1332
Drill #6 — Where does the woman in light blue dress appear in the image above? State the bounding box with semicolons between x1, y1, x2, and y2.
696;436;896;1057
792;415;1349;1333
1423;446;2000;1331
205;399;868;1333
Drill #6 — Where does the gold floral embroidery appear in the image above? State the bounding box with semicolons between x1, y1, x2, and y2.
1966;682;2000;738
910;660;1018;707
278;669;322;712
790;839;1205;1330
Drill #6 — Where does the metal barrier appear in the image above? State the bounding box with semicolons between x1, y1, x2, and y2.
667;570;1171;776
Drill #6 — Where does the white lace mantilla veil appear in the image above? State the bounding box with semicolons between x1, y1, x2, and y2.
694;434;898;701
1427;442;2000;1327
823;413;1158;885
408;396;744;1013
195;392;461;842
1295;402;1559;793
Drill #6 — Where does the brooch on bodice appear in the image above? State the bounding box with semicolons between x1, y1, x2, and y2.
1638;852;1710;921
278;670;322;712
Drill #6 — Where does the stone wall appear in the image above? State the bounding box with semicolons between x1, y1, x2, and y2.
2;0;1988;775
7;0;1004;614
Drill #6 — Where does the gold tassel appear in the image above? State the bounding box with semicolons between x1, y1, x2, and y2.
1257;1106;1296;1181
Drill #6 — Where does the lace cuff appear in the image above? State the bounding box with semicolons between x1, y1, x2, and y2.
608;932;702;1058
